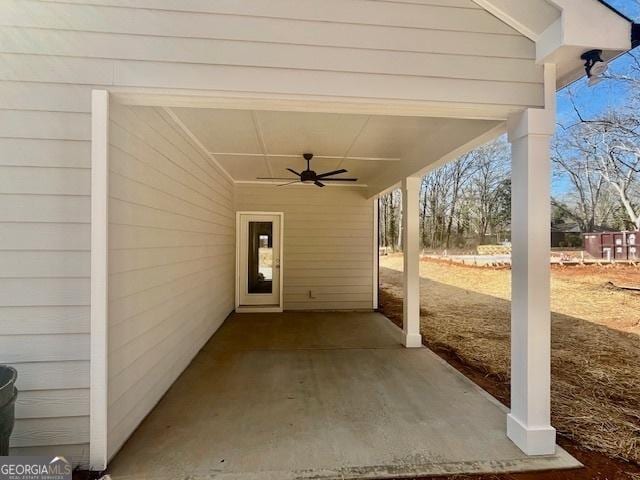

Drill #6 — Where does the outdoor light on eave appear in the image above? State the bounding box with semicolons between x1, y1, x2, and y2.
581;49;609;87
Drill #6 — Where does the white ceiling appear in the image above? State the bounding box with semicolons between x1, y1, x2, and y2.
170;107;452;187
168;107;501;196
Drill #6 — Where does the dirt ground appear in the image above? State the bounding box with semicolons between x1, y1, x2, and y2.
379;254;640;480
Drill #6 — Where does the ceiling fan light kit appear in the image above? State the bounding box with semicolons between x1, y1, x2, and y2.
256;153;358;188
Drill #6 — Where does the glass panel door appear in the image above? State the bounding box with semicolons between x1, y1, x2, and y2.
238;213;281;308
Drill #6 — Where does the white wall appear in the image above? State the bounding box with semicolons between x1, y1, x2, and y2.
1;0;543;108
0;108;92;464
106;104;235;460
235;185;374;311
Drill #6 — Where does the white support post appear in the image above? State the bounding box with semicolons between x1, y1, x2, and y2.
90;90;109;470
373;196;379;310
401;177;422;348
506;106;556;455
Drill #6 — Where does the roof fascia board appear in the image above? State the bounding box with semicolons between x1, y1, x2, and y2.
596;0;634;23
470;0;540;41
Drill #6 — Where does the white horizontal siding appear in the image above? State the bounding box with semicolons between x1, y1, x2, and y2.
0;53;114;85
11;416;89;447
0;81;93;112
15;389;89;419
10;361;89;391
0;334;89;363
0;278;89;306
9;443;90;468
0;79;94;461
0;251;90;278
0;3;532;57
107;104;235;461
0;195;89;223
0;110;91;140
25;0;513;33
0;223;90;250
0;306;89;335
235;185;374;310
0;26;541;83
0;166;90;195
0;138;91;168
0;0;543;108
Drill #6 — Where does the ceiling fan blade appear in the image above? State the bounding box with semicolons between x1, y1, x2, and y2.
318;177;358;182
278;180;301;187
316;169;347;179
314;181;325;188
286;168;301;176
256;177;299;180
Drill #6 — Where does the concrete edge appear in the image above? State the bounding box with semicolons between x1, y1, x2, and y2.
112;450;583;480
416;346;583;469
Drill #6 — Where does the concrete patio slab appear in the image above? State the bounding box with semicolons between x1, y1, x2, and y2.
107;312;580;480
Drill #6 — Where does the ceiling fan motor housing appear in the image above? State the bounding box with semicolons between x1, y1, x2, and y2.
300;170;316;183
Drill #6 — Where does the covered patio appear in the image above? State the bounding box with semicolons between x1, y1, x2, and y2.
1;0;635;469
107;312;578;480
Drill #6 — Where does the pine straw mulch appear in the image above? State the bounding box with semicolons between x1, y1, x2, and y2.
378;255;640;467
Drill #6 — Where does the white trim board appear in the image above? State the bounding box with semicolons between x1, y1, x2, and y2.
90;89;109;471
110;89;519;121
373;196;379;310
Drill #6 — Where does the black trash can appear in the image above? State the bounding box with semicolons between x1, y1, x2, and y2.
0;366;17;456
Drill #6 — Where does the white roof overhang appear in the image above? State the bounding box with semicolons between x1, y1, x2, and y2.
473;0;633;88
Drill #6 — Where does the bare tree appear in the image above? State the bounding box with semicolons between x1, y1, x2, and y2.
467;138;510;243
565;100;640;230
379;189;403;250
377;49;640;254
603;49;640;89
587;117;640;230
551;135;613;231
443;154;476;248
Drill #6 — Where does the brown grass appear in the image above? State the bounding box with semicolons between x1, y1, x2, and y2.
379;254;640;465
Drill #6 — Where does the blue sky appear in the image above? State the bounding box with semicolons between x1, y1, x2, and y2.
552;0;639;195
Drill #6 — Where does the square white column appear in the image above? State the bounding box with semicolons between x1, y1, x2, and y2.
506;108;556;455
402;177;422;348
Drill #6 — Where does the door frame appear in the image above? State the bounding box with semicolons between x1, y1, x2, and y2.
235;211;284;313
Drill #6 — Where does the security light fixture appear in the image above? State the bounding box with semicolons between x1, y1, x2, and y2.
581;49;608;87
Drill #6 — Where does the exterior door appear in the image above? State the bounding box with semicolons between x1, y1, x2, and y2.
237;213;282;308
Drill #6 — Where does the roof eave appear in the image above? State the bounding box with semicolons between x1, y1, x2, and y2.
596;0;635;23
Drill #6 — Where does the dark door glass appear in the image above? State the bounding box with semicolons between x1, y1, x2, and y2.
248;221;273;294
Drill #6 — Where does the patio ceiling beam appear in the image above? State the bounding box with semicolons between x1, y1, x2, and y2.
208;152;401;162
